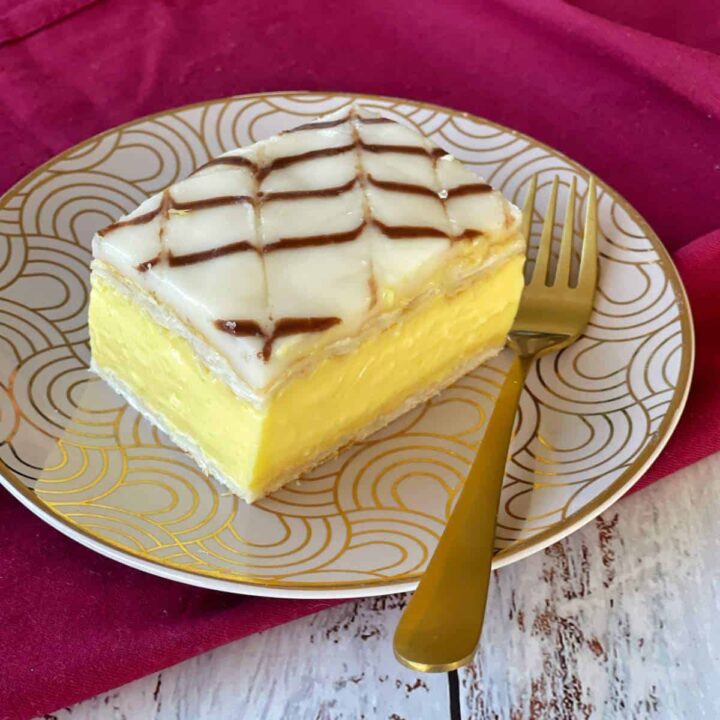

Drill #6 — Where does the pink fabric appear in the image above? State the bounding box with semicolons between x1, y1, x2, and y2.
0;1;718;717
631;230;720;491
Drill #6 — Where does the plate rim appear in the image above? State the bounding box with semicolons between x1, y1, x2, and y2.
0;90;695;599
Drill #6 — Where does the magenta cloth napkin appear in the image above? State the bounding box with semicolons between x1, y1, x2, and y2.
1;1;719;717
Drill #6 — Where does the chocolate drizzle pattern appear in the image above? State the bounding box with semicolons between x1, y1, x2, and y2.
446;182;492;198
358;117;395;125
265;223;367;253
257;144;355;181
168;241;257;267
136;256;160;272
374;220;450;240
215;316;341;360
285;115;394;133
100;108;496;358
285;117;350;133
259;178;358;203
195;155;258;173
99;206;162;236
102;193;250;237
359;141;447;159
348;114;377;305
171;195;253;212
367;175;440;198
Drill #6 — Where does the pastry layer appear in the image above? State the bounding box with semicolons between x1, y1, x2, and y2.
89;253;524;501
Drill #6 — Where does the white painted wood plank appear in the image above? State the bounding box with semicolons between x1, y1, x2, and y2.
43;453;720;720
459;454;720;719
43;595;451;720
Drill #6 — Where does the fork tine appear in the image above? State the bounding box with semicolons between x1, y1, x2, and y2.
577;176;598;291
529;175;558;286
521;174;537;247
554;176;576;287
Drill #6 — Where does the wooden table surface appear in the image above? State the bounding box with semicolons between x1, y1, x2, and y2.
44;453;720;720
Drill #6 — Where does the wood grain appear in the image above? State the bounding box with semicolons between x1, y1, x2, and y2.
41;454;720;720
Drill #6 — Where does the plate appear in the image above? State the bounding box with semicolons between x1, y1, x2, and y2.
0;92;693;599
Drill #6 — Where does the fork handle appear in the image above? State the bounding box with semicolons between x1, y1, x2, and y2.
393;352;532;672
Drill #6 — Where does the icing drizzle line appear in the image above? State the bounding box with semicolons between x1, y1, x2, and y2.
214;317;342;360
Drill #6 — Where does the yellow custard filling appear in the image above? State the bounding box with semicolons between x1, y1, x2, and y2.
89;254;524;501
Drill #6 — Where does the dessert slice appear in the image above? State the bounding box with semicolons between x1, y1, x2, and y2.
90;105;525;503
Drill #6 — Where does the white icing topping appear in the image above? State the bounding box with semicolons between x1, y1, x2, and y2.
261;190;364;243
92;104;522;392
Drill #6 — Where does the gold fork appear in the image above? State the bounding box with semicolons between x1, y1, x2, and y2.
393;174;598;672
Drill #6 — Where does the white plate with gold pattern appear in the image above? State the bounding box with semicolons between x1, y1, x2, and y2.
0;92;693;599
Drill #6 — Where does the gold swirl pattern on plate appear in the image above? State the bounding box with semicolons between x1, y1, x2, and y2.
0;93;693;595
